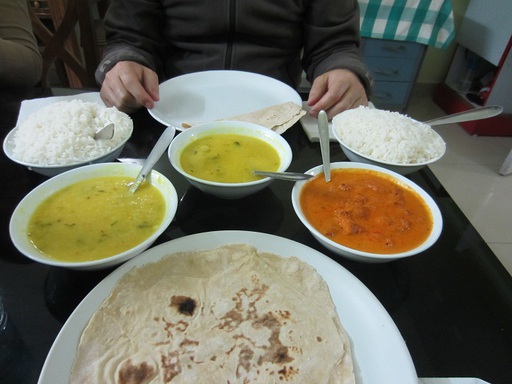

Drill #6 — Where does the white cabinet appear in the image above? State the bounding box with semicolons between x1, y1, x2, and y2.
434;0;512;136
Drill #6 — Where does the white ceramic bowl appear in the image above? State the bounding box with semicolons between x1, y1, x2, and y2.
331;108;446;175
9;163;178;270
291;162;443;263
334;138;445;175
3;126;132;177
168;121;293;199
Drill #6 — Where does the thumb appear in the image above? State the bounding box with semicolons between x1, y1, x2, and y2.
307;75;328;106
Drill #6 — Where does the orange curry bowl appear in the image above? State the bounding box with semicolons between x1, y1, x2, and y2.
291;162;443;263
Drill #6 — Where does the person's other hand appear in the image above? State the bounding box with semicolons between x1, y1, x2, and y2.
307;69;368;119
100;61;159;113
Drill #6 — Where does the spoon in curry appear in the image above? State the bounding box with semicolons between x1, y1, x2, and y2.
129;126;176;193
252;170;314;181
318;110;331;182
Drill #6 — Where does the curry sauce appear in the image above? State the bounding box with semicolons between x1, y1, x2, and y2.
28;176;165;262
300;169;432;253
180;133;280;183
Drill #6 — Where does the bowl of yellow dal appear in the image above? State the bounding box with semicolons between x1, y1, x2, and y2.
168;121;293;199
9;162;178;270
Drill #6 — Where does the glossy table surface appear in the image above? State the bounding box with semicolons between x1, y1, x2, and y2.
1;87;512;384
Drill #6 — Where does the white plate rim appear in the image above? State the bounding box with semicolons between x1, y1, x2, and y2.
38;230;418;384
148;70;302;130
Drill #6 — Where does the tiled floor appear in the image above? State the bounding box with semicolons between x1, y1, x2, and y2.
406;84;512;275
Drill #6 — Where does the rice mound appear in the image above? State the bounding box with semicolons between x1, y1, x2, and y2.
12;99;133;166
333;106;446;164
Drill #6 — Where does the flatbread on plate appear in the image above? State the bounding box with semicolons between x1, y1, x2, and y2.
70;244;355;383
182;102;306;134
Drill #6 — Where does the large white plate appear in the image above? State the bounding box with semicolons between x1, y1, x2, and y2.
148;70;303;130
38;231;417;384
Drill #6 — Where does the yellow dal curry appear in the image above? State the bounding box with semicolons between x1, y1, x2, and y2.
180;133;280;183
300;169;433;254
28;176;165;262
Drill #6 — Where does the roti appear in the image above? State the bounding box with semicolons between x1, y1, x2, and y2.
182;102;306;134
70;244;355;383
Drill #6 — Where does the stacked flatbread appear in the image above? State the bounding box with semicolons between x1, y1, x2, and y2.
70;244;355;383
182;102;306;134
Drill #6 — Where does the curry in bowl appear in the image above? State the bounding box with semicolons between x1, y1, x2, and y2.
292;162;442;262
10;163;178;270
180;132;280;183
28;176;165;263
168;121;293;199
300;168;432;254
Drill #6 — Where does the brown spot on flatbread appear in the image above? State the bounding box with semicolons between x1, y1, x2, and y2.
278;365;299;381
170;295;197;316
117;359;157;384
254;313;294;365
161;350;182;382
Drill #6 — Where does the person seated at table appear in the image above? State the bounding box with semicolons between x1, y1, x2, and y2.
95;0;372;118
0;0;42;87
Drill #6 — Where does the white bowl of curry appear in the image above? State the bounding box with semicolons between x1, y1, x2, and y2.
291;162;443;263
168;121;293;199
9;163;178;270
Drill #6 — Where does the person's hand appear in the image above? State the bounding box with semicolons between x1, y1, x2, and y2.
307;69;368;119
100;61;159;113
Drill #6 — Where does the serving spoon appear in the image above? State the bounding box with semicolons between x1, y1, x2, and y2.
129;126;176;193
424;105;502;126
94;123;115;140
318;110;331;182
252;170;314;181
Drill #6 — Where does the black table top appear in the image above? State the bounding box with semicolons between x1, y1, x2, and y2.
1;87;511;384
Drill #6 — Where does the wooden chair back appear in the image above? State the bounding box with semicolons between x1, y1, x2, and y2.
28;0;108;88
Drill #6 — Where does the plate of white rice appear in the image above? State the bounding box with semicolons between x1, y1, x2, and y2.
332;106;446;175
3;98;133;176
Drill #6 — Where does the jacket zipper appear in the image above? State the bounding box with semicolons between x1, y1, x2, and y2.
225;0;236;69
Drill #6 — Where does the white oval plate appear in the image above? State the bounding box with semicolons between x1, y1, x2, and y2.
148;70;302;130
38;231;417;384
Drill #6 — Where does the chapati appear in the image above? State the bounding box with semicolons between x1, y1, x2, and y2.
70;244;355;383
182;102;306;134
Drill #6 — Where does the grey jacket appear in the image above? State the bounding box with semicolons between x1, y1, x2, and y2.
96;0;372;95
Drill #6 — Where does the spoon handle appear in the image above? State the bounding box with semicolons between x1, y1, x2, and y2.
424;105;503;126
129;126;176;193
318;110;331;182
252;170;313;181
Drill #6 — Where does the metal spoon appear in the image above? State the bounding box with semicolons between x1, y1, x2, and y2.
252;170;313;181
318;110;330;182
129;126;176;193
94;123;114;140
424;105;503;126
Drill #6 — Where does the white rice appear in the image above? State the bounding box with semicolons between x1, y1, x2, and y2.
12;99;133;166
332;106;446;164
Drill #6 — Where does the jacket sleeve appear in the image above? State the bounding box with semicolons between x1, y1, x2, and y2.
302;0;372;97
95;0;166;85
0;0;42;87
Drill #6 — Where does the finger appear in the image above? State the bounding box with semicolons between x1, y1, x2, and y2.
141;69;160;103
309;83;349;117
307;75;328;106
121;75;156;110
